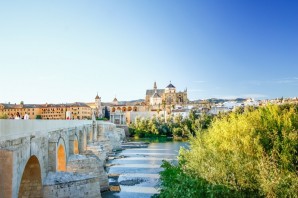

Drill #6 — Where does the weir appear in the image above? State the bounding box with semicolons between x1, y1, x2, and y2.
0;120;125;198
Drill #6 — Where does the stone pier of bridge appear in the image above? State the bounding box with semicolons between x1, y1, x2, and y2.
0;120;125;198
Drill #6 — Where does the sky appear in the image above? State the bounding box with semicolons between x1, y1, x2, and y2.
0;0;297;104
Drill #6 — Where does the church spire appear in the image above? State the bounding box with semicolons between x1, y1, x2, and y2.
154;81;157;90
95;92;100;100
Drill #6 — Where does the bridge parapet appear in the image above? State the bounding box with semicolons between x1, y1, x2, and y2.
0;120;93;142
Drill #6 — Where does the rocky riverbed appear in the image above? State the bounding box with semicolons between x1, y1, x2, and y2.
102;139;187;198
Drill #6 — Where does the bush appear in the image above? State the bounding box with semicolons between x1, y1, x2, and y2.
0;114;8;119
157;161;257;198
35;115;42;119
179;105;298;197
128;111;213;138
96;117;108;121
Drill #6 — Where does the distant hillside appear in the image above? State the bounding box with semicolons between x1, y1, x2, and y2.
192;98;247;104
102;99;145;106
121;99;145;105
103;98;248;106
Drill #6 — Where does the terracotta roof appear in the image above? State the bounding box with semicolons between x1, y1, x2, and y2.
0;102;90;109
0;103;41;109
40;102;90;108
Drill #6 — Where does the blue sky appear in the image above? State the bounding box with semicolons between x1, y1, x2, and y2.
0;0;297;103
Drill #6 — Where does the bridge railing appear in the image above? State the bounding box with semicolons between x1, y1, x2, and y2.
0;120;93;142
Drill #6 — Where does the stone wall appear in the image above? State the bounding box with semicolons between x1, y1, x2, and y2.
98;122;125;150
43;172;101;198
0;149;13;198
0;120;93;142
85;144;109;191
66;154;108;191
18;156;43;198
103;128;125;150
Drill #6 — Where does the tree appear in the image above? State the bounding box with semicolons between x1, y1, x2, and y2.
0;114;8;119
104;106;110;120
179;104;298;197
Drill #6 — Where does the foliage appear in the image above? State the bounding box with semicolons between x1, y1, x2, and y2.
35;115;42;119
178;104;298;197
157;160;258;198
128;111;214;138
96;117;108;121
104;106;110;120
0;114;8;119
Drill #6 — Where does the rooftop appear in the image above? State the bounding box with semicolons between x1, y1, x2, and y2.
166;82;176;89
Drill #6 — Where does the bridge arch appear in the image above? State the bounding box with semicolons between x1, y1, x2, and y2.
57;137;67;171
18;155;42;198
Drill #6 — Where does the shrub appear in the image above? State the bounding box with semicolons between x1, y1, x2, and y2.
157;160;258;198
180;105;298;197
0;114;8;119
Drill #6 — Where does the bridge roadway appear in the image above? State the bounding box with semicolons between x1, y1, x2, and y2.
0;120;125;198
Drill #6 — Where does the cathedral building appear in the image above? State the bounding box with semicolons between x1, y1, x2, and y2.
146;81;188;108
107;81;189;124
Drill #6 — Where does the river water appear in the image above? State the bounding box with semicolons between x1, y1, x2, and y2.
102;139;188;198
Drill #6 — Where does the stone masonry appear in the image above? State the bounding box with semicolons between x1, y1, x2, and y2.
0;120;126;198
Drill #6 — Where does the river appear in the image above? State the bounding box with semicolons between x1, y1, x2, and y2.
102;138;188;198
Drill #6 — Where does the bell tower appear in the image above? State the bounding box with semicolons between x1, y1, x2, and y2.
154;81;157;90
95;93;102;118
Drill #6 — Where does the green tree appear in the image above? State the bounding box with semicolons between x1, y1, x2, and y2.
179;104;298;197
0;114;8;119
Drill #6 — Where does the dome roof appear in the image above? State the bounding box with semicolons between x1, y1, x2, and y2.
113;97;118;102
95;93;100;99
166;82;176;88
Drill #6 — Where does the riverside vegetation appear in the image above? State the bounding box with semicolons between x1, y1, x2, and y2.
128;111;213;139
156;104;298;198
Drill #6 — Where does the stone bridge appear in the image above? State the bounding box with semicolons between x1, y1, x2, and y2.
0;120;125;198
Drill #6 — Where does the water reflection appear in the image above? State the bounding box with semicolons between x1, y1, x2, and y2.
102;138;188;198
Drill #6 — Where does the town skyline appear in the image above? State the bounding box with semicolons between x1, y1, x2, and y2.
0;1;297;104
